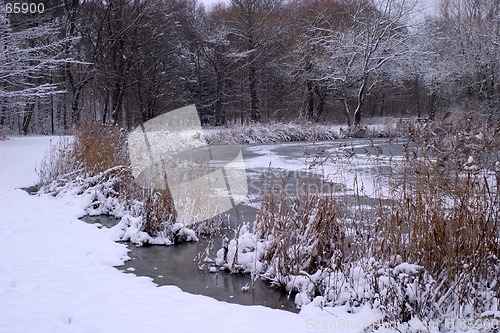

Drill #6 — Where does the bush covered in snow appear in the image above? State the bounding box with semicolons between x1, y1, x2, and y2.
204;121;341;145
37;121;197;246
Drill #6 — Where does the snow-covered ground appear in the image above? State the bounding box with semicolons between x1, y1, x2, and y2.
0;136;383;333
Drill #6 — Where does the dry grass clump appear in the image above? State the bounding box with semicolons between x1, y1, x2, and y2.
73;121;128;174
375;155;499;280
142;190;176;238
256;190;347;276
372;123;500;317
40;120;227;242
39;120;180;241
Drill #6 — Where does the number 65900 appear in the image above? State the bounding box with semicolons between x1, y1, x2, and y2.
5;2;45;14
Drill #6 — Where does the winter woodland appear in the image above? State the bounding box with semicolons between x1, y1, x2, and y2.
1;0;499;135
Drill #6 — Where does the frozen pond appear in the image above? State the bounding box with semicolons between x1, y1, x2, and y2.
82;137;413;312
82;208;298;312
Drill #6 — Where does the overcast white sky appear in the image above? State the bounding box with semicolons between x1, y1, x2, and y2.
198;0;438;5
198;0;438;15
198;0;227;8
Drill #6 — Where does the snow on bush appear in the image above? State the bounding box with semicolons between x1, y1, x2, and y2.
216;209;499;327
203;119;416;145
37;122;198;247
204;122;341;145
215;219;439;322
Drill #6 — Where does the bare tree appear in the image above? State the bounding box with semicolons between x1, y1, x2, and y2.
312;0;421;127
199;21;233;125
284;0;351;122
227;0;283;122
0;1;75;134
69;0;196;128
423;0;500;118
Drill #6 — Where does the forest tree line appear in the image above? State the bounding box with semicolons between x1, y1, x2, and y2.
0;0;499;134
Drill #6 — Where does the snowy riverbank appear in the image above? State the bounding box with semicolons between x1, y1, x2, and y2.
0;136;383;333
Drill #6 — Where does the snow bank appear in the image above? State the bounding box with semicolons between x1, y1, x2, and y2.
37;141;199;247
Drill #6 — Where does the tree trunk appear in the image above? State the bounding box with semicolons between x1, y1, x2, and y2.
110;83;124;126
342;98;352;127
22;102;35;135
304;58;314;121
353;77;367;126
249;65;259;121
429;93;437;120
415;76;421;120
0;108;5;131
314;86;327;122
50;89;54;135
306;79;314;121
354;108;362;126
70;85;83;130
64;0;81;131
380;92;385;117
102;92;109;124
215;71;225;125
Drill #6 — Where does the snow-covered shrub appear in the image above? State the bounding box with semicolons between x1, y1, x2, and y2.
215;223;264;273
37;121;197;246
142;190;176;238
204;121;341;145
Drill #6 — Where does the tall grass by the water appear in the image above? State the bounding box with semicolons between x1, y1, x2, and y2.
38;121;178;240
221;112;499;323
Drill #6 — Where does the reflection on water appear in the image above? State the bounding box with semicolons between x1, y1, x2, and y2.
81;214;121;228
122;236;298;312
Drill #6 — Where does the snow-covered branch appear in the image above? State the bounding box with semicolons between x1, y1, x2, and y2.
0;14;76;104
309;0;423;126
